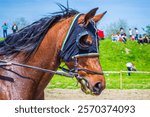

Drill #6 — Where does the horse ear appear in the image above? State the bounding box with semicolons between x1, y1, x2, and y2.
82;7;99;25
92;11;107;23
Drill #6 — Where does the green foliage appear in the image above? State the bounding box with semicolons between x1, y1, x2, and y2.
143;25;150;38
47;39;150;89
105;19;129;37
14;17;30;30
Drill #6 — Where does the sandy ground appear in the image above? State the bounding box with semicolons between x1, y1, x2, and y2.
45;89;150;100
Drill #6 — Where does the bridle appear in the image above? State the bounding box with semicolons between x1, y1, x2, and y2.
0;13;104;83
59;13;104;82
72;57;103;88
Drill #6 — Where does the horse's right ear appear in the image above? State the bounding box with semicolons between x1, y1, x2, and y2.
92;11;107;23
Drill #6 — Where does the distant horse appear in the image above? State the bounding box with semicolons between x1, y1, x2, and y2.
0;6;106;99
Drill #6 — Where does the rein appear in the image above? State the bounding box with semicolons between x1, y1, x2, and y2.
0;60;76;78
0;59;103;79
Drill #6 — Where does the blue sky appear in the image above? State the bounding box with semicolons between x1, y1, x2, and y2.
0;0;150;37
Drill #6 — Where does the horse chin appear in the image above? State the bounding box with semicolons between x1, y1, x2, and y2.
79;80;102;96
79;80;94;95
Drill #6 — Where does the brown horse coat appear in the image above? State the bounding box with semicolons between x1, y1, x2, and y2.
0;7;106;100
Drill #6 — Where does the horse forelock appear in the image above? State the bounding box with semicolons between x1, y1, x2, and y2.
0;8;79;61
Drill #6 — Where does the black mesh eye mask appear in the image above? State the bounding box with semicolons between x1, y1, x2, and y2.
60;14;99;62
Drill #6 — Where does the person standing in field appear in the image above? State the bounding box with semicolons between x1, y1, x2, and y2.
129;28;133;39
2;22;8;38
126;62;137;76
12;23;18;33
120;27;124;36
134;28;139;40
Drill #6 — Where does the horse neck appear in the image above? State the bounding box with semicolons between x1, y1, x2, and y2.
27;16;74;71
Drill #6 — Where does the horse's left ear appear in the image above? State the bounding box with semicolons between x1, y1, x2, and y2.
92;11;107;23
78;7;99;25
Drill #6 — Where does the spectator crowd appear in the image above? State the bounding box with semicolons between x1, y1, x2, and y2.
111;27;150;44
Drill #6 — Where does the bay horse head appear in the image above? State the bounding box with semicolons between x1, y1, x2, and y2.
61;8;107;95
0;6;106;99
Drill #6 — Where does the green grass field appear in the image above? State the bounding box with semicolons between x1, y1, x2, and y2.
1;37;149;89
0;38;4;41
99;39;150;89
48;39;150;89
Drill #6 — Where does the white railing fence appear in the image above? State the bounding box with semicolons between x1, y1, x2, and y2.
103;71;150;89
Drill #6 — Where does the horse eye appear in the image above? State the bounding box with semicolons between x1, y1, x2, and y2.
76;33;93;50
81;35;92;45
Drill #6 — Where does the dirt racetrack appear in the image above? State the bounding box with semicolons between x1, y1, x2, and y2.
45;89;150;100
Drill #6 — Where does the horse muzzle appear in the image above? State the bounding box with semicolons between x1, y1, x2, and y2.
77;76;104;95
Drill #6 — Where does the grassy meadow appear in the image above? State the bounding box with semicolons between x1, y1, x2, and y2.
48;39;150;89
0;38;4;41
0;37;149;89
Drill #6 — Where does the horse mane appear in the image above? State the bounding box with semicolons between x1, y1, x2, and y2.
0;4;79;61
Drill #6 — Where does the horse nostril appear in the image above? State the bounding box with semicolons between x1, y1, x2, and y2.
95;82;102;89
93;82;103;95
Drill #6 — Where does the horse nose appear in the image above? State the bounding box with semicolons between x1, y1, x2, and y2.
93;82;103;95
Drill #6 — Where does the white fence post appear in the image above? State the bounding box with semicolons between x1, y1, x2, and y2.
120;70;123;89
